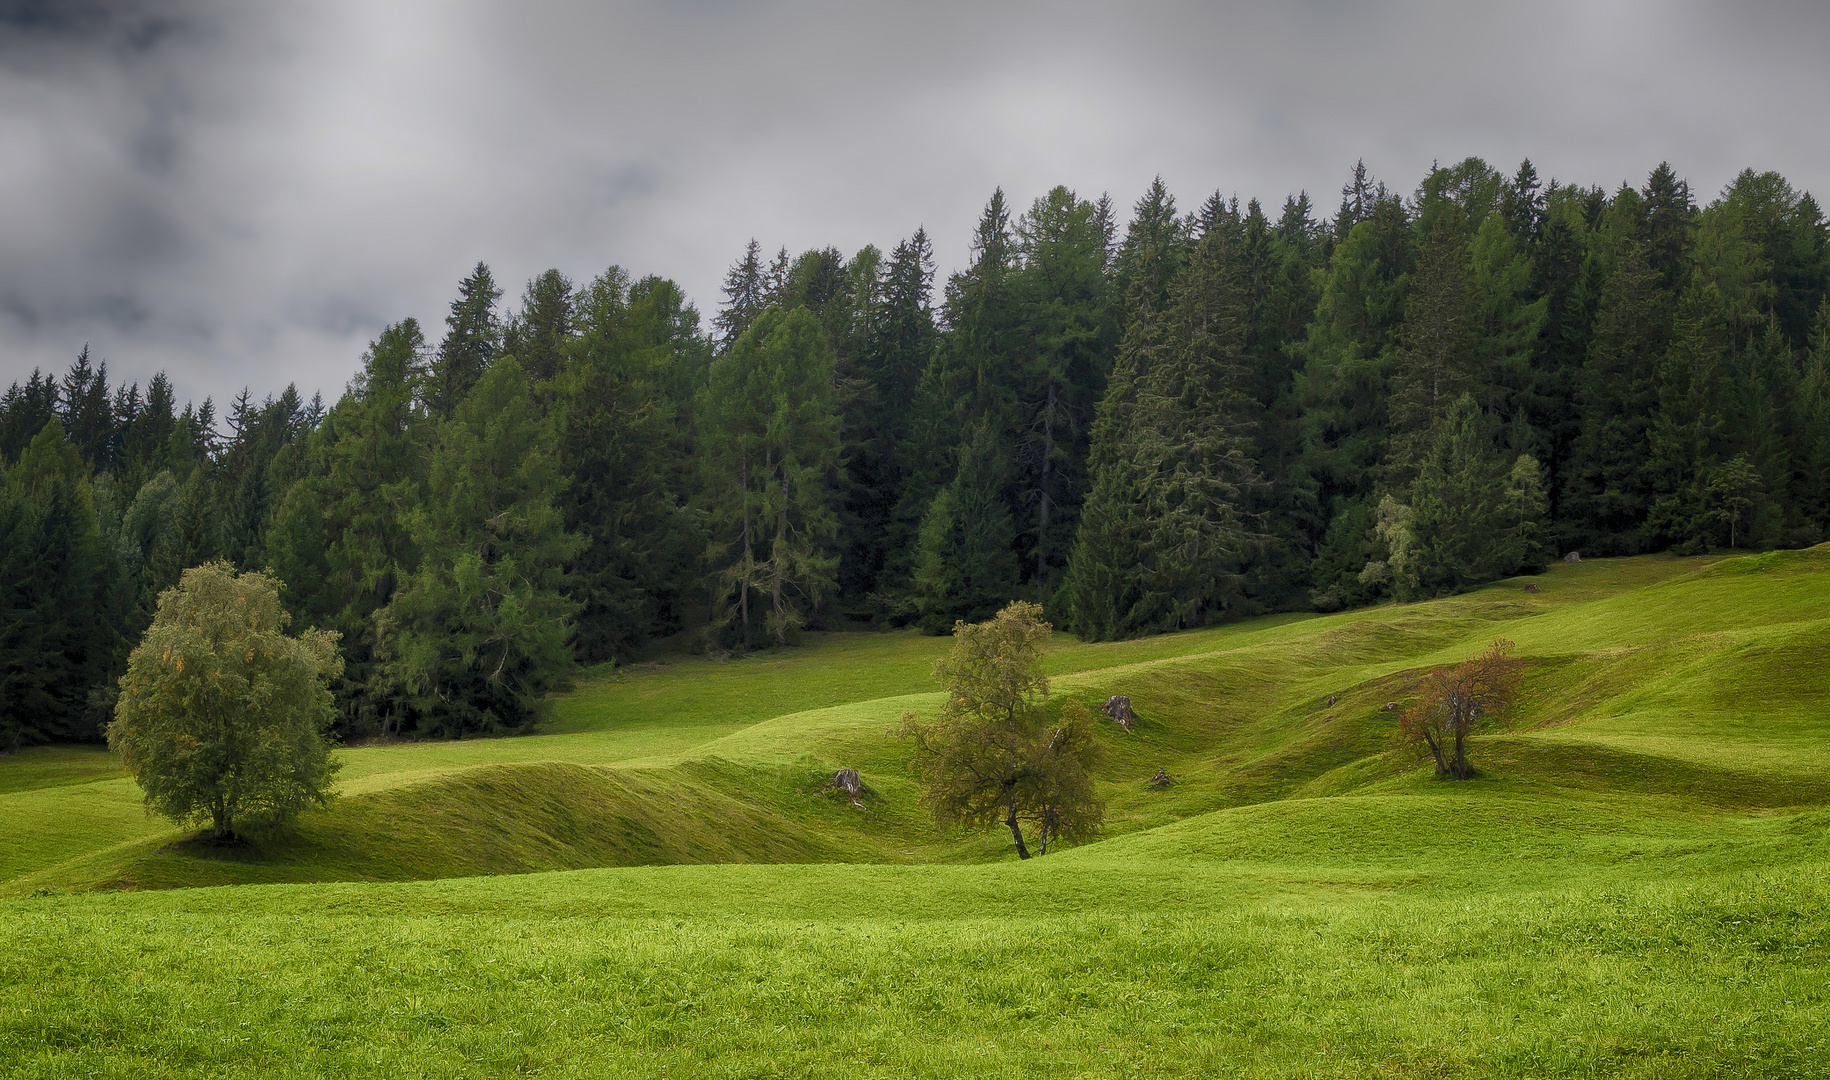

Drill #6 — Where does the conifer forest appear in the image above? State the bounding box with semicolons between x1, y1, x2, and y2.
5;157;1828;748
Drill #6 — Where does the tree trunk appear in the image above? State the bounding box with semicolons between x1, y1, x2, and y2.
1424;730;1449;778
739;457;751;651
1450;727;1473;779
1449;694;1474;779
1036;382;1056;585
774;469;790;646
1006;787;1031;859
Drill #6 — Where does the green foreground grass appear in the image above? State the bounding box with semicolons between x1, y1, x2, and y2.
3;550;1829;1076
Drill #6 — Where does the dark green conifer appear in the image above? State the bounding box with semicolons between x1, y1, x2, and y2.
911;421;1020;634
385;358;582;736
700;307;842;648
426;262;502;418
0;422;107;746
502;268;576;385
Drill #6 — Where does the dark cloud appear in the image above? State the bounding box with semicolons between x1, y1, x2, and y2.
3;0;1828;408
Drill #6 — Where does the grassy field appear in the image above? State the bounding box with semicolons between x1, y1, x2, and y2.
2;550;1828;1076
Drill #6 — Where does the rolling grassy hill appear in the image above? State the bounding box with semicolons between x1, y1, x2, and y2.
2;550;1828;1077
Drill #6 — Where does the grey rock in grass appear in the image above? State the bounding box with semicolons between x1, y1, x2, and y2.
821;768;865;808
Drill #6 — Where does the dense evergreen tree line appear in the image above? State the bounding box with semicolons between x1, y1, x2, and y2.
5;158;1827;748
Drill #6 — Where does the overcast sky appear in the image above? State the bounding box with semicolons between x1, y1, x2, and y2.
4;0;1828;409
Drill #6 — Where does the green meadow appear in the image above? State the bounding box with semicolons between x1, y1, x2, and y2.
3;549;1829;1077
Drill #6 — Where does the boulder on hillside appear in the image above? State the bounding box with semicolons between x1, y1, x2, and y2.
1102;695;1138;733
1564;551;1581;563
821;768;865;809
1147;768;1173;788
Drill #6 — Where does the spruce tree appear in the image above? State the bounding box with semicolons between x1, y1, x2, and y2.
1401;395;1515;596
0;370;62;460
0;422;107;746
910;420;1020;634
1388;214;1478;478
1640;163;1695;292
268;320;427;736
426;262;502;419
1297;177;1415;589
715;239;768;350
700;307;842;648
1114;177;1190;326
1564;240;1671;553
1125;208;1265;631
1065;209;1264;637
117;371;178;492
1011;186;1116;590
845;229;936;602
502;268;576;385
553;267;704;662
61;347;116;469
1644;282;1730;551
896;191;1022;602
385;358;582;736
1062;302;1155;641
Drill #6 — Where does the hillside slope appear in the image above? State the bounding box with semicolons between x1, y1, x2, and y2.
3;548;1825;894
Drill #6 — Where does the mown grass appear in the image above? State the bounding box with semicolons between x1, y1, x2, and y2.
2;548;1828;1076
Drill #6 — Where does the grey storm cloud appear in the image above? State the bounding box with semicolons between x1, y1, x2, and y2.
4;0;1829;409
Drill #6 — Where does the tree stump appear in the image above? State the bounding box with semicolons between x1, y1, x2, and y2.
1102;696;1138;733
1147;768;1172;788
821;768;865;808
1564;551;1581;563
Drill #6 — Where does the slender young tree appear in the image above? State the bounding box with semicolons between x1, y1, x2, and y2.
1399;638;1523;780
900;601;1103;858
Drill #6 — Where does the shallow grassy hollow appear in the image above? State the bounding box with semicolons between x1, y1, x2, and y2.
2;549;1829;1077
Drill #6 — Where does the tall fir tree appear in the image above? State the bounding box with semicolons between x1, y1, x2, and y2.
700;307;843;648
1010;185;1116;591
844;229;936;604
0;422;107;746
384;358;582;736
269;320;427;736
1066;203;1264;637
896;191;1022;604
553;267;705;662
426;262;502;419
1563;241;1671;553
502;268;576;385
910;420;1020;634
716;239;769;351
1387;214;1478;479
